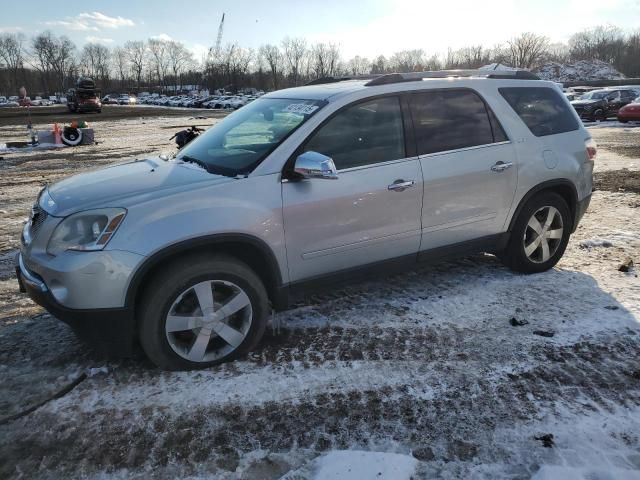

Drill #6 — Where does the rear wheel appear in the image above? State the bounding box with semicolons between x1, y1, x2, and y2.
593;108;606;121
501;192;571;274
138;254;269;370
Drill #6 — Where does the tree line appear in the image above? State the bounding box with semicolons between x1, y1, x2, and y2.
1;25;639;97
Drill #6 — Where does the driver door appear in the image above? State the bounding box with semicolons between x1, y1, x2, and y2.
282;96;423;283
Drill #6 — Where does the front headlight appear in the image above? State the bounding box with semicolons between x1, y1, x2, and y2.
47;208;126;256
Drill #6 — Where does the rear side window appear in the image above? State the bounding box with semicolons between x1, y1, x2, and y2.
409;89;496;155
304;96;405;170
499;87;579;137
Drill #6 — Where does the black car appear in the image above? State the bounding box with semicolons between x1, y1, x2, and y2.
571;89;638;121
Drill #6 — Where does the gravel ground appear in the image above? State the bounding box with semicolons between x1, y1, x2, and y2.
0;111;639;479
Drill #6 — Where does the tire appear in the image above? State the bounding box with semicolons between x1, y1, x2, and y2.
138;254;269;370
61;127;83;146
500;192;572;274
593;109;606;121
619;119;628;124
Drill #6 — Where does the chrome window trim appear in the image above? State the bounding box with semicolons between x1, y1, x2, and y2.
417;140;512;160
337;155;421;174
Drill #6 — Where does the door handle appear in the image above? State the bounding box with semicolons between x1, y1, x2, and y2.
388;179;415;191
491;161;513;172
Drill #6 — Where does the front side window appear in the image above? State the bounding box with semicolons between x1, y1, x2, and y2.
304;97;405;170
409;89;495;155
499;87;579;137
177;97;325;176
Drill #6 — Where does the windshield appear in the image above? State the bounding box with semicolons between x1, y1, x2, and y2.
176;97;325;176
580;91;609;100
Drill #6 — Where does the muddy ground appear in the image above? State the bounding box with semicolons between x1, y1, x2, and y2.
0;110;639;479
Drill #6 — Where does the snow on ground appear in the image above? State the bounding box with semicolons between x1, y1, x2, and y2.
0;119;639;479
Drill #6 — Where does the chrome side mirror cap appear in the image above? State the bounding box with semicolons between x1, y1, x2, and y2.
294;151;338;180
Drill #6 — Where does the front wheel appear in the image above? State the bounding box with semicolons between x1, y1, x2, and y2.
500;192;572;274
138;254;269;370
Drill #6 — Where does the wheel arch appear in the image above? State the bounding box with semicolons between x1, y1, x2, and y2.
508;179;579;233
125;234;286;315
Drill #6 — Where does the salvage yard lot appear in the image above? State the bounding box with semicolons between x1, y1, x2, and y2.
0;107;639;479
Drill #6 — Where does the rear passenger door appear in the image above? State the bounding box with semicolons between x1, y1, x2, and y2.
408;89;518;251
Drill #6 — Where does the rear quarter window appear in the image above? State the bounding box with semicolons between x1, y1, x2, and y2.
499;87;579;137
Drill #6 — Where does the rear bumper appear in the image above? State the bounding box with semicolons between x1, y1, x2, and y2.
16;253;135;356
573;194;591;232
617;112;640;121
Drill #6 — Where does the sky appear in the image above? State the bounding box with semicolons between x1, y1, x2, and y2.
1;0;639;61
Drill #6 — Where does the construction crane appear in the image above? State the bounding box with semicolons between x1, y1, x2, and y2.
210;13;225;58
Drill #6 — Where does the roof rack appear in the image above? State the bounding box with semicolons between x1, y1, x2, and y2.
305;69;540;87
365;69;540;86
305;75;381;86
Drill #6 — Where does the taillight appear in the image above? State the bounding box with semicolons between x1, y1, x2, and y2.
585;139;597;161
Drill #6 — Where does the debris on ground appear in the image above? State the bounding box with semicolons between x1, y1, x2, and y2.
619;258;635;272
533;330;556;338
535;433;555;448
510;317;529;326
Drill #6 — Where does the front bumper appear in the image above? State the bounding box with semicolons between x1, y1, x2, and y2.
16;252;135;356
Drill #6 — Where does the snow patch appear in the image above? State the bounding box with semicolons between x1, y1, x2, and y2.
535;60;625;82
579;238;614;249
282;450;418;480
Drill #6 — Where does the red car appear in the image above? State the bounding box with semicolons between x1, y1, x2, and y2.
617;98;640;123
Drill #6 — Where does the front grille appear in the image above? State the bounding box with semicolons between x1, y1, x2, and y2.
30;204;48;238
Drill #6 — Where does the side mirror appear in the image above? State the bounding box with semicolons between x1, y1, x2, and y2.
294;151;338;180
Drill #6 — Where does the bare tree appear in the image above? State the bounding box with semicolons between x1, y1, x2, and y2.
167;41;193;92
370;55;388;74
148;38;170;91
309;43;340;78
346;55;370;75
506;32;549;69
80;43;110;86
389;49;426;72
281;37;306;85
0;33;25;94
259;43;282;89
28;31;75;93
124;40;146;90
112;46;128;87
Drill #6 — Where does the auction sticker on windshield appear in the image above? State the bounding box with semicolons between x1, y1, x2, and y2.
283;103;320;115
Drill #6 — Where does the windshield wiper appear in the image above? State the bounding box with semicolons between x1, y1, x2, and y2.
178;155;210;172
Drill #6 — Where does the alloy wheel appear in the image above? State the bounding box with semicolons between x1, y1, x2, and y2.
165;280;253;362
523;206;564;264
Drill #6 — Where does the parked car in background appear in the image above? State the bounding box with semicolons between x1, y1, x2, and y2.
16;69;594;369
67;90;102;113
617;97;640;123
102;94;119;104
570;88;637;121
117;94;136;105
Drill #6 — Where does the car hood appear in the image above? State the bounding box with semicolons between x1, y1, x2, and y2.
46;158;234;217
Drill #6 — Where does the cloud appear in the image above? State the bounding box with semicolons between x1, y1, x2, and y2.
150;33;173;42
189;43;209;63
78;12;135;29
45;11;134;32
85;36;114;44
0;26;24;33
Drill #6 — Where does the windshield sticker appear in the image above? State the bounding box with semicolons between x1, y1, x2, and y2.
283;103;319;115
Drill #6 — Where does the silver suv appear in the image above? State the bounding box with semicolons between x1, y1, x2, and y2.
16;70;595;370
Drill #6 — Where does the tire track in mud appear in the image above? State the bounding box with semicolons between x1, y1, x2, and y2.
1;331;638;477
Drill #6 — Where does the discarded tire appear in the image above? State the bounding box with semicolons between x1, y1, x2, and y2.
61;127;82;146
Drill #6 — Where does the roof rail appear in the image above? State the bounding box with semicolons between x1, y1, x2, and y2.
364;69;540;86
305;74;381;86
